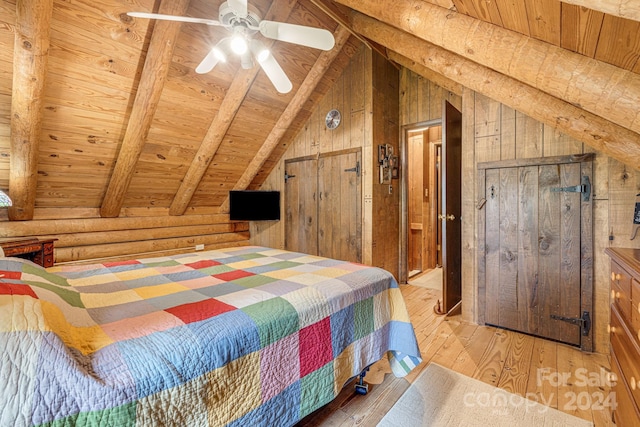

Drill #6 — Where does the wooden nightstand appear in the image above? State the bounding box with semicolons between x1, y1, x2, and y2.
0;238;57;267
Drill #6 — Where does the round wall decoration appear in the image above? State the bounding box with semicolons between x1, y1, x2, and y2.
325;109;341;129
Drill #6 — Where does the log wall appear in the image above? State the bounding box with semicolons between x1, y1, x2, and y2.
0;207;250;264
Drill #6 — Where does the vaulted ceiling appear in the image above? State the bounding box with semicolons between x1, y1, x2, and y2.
1;0;639;221
0;0;359;220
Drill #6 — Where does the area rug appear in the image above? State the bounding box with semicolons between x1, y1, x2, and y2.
378;363;594;426
409;267;442;290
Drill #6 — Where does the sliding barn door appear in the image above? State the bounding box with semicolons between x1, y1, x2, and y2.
318;150;362;263
478;154;594;350
284;158;317;255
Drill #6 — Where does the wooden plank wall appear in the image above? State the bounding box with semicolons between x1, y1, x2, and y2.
470;90;637;355
400;69;461;124
249;159;285;249
251;45;369;251
370;52;400;277
399;69;465;280
286;46;368;160
400;67;640;354
252;46;403;279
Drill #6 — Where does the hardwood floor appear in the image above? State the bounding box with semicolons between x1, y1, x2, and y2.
298;285;614;426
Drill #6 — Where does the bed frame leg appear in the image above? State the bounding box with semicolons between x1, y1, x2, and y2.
354;367;369;395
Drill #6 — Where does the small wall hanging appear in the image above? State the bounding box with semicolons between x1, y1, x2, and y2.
378;144;397;184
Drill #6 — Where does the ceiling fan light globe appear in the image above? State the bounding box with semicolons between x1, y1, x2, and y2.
256;49;270;63
250;40;270;64
230;35;248;55
240;52;253;69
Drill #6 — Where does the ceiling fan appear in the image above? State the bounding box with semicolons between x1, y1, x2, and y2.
128;0;335;94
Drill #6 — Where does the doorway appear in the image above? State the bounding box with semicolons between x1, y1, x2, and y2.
401;118;443;299
400;101;463;316
406;126;442;279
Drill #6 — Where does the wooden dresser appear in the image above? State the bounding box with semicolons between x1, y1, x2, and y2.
605;247;640;426
0;238;56;267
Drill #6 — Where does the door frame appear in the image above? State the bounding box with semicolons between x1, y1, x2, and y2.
477;153;594;351
399;119;441;284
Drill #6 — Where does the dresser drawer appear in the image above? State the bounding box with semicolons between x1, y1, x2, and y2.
611;305;640;410
611;261;633;321
3;243;42;257
611;352;640;427
632;278;640;346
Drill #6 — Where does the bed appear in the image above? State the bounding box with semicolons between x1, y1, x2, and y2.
0;246;421;426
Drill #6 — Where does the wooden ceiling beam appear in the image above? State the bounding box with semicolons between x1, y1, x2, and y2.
561;0;640;22
8;0;53;221
99;0;191;218
308;0;389;60
336;0;640;139
218;26;352;213
351;12;640;168
169;0;298;216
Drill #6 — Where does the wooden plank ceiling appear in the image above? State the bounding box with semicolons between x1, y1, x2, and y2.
442;0;640;71
0;0;358;219
1;0;640;220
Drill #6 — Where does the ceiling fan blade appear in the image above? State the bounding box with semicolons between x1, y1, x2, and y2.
195;50;220;74
251;41;292;94
258;21;335;51
127;12;221;26
227;0;248;18
259;55;292;94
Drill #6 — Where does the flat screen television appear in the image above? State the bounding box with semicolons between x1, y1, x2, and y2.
229;190;281;221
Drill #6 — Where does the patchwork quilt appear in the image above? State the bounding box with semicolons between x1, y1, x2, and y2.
0;246;421;426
